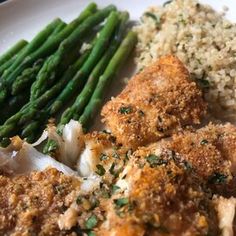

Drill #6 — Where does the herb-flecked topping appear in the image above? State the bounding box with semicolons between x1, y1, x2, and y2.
114;198;129;208
200;139;208;145
144;12;161;27
85;215;98;229
208;172;227;184
100;153;108;161
112;185;121;194
118;106;132;114
146;154;167;167
95;164;106;176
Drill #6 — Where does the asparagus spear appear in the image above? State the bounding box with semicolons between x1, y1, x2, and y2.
0;18;63;103
31;5;116;100
60;12;129;126
43;13;125;154
79;31;137;129
49;11;119;115
11;59;44;95
0;91;30;125
48;20;67;38
0;56;16;77
0;3;97;105
0;46;91;141
0;22;65;78
0;41;29;77
0;39;28;66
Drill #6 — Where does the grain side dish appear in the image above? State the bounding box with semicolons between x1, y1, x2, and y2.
134;0;236;120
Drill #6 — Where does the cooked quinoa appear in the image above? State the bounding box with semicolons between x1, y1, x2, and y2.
134;0;236;121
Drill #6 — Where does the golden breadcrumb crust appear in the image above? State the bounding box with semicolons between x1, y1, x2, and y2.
0;168;80;236
164;123;236;196
102;55;207;148
98;146;219;236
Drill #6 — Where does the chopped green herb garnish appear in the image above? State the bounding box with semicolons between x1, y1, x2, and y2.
87;231;96;236
95;164;106;176
109;162;123;178
76;196;82;205
90;197;100;210
125;149;132;163
145;12;160;23
208;173;227;184
163;0;172;6
114;198;129;208
100;153;108;161
112;185;121;194
146;154;167;167
112;152;120;159
119;106;132;114
197;78;210;88
183;161;192;171
85;215;98;229
157;225;170;234
138;110;145;117
200;139;208;145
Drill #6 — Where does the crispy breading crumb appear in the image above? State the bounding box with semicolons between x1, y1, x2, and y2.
102;55;207;148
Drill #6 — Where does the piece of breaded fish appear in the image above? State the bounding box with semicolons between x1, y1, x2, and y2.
101;55;207;148
98;146;220;236
163;122;236;197
0;168;81;236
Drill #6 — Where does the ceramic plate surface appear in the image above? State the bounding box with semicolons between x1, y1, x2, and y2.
0;0;236;53
0;0;235;129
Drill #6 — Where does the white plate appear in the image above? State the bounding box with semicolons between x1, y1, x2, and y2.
0;0;236;54
0;0;236;130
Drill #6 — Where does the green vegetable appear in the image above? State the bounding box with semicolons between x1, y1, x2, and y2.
163;0;173;6
0;41;28;77
100;153;108;161
85;215;98;229
0;49;90;142
145;12;160;23
146;154;167;167
208;173;227;184
0;91;30;125
30;5;116;101
95;164;106;176
111;185;121;194
118;106;132;114
79;31;137;129
0;3;97;106
11;59;44;95
0;39;28;66
61;11;129;125
200;139;208;145
114;198;129;208
49;11;119;115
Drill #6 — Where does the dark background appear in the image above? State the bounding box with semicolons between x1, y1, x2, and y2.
0;0;6;3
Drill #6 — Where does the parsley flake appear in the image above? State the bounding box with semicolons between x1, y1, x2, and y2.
146;154;167;167
118;106;132;114
208;173;227;184
100;153;108;161
112;185;121;194
114;198;129;208
85;215;98;229
144;12;161;26
200;139;208;145
95;164;106;176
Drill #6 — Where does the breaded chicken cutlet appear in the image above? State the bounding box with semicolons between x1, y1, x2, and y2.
102;55;207;148
0;168;81;236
